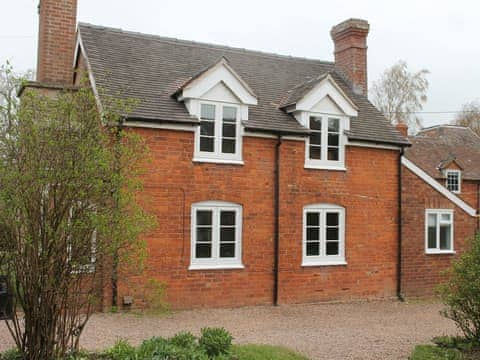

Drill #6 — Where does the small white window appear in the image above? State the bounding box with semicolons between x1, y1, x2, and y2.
445;170;461;193
190;201;243;270
425;209;454;254
302;204;346;266
305;115;346;170
194;102;243;164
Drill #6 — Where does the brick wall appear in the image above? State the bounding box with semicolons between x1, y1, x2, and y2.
401;167;478;297
116;128;401;309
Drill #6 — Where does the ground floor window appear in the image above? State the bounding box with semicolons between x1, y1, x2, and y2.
303;204;346;266
425;209;454;254
190;201;243;270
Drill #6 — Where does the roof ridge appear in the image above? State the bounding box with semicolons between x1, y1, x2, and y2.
418;124;470;133
78;22;335;65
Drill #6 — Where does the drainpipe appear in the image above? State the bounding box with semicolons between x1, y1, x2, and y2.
397;149;405;301
273;135;282;306
477;183;480;232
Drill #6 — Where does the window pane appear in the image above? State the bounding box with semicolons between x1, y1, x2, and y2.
310;132;321;145
306;242;320;256
220;243;235;258
201;104;215;120
223;106;236;122
309;146;321;160
440;224;451;250
328;118;340;132
441;214;451;222
309;117;322;130
427;213;437;249
326;242;339;255
220;228;235;243
326;228;339;241
200;137;214;152
196;243;212;258
222;123;236;138
221;211;236;226
222;139;236;153
307;212;319;226
307;228;319;241
200;121;214;136
328;133;339;146
328;147;339;161
196;228;212;242
326;213;339;227
197;211;212;225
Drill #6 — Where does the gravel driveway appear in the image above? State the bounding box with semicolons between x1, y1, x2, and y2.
0;300;458;359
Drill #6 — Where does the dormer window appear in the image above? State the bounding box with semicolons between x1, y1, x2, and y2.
445;170;461;193
280;74;357;171
308;116;342;162
198;102;240;160
174;57;257;165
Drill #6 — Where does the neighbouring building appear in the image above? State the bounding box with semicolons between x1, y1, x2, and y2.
21;0;479;310
401;125;480;297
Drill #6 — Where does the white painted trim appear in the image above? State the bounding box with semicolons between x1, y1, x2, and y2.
304;164;347;171
193;158;244;165
445;169;462;194
77;33;103;114
296;75;358;117
402;157;477;217
123;121;196;132
302;203;346;266
181;59;257;105
243;131;277;139
347;141;403;151
190;201;243;270
282;135;306;142
425;209;454;254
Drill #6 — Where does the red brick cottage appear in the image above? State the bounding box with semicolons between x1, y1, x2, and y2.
23;0;478;310
400;125;480;297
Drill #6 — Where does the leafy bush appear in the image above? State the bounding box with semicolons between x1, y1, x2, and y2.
199;327;233;357
103;340;137;360
169;331;198;349
0;349;22;360
438;234;480;340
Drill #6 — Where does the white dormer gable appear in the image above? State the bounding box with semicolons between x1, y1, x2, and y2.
310;95;344;115
293;74;357;117
178;58;257;105
200;82;241;103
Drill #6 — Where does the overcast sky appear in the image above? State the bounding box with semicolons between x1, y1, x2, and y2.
2;0;479;127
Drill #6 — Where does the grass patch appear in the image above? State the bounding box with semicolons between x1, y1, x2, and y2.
411;345;463;360
232;344;309;360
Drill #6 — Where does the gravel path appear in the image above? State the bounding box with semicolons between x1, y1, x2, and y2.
0;300;458;359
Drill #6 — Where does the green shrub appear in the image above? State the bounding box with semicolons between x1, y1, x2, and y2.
0;349;22;360
199;327;233;357
411;345;462;360
438;234;480;340
103;339;137;360
169;331;197;349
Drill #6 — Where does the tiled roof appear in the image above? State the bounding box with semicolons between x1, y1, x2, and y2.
78;23;409;144
404;125;480;180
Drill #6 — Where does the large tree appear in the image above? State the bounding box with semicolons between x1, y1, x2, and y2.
452;100;480;136
0;72;152;359
370;60;429;134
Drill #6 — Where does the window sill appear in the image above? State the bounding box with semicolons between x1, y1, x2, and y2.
302;260;347;267
193;157;244;165
304;163;347;171
189;263;245;270
425;250;456;255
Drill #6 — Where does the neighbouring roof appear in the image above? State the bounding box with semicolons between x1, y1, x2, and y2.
78;23;408;144
404;125;480;180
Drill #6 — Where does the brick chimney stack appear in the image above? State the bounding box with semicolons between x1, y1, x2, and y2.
396;122;409;137
330;18;370;95
36;0;78;85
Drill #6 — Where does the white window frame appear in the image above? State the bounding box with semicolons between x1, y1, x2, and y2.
425;209;455;254
304;113;347;171
190;201;244;270
193;101;243;164
302;203;346;266
445;169;461;194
